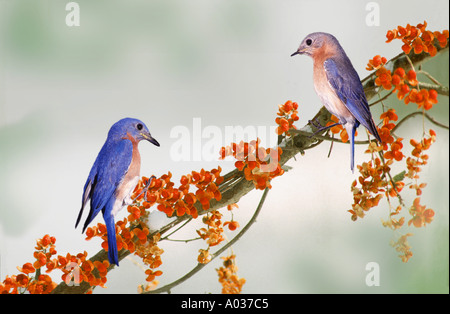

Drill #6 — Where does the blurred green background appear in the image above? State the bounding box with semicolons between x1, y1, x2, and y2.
0;0;448;293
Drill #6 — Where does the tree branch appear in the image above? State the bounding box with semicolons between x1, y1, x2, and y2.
288;129;377;145
417;81;449;96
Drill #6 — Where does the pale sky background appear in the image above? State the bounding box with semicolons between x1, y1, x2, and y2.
0;0;448;293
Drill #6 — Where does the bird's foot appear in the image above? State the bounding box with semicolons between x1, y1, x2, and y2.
309;118;341;133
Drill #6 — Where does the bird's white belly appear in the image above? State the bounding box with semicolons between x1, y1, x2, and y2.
317;90;341;117
314;80;355;125
111;175;139;217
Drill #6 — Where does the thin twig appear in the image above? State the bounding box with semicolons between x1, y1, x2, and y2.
392;111;449;132
145;188;270;294
164;237;202;243
160;218;192;241
417;70;442;85
369;90;394;107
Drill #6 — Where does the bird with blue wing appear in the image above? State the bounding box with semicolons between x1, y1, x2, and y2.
76;118;160;266
291;32;381;172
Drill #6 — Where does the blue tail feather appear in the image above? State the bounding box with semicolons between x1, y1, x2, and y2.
104;213;119;266
349;123;358;173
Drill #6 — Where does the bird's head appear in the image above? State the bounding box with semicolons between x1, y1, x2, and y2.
291;32;339;58
109;118;160;147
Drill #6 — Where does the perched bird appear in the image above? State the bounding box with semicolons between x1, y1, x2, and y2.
75;118;160;266
291;32;381;172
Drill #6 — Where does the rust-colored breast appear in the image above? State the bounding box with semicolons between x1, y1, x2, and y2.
312;46;354;123
112;133;141;216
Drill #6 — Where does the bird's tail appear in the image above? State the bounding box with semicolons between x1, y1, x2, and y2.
104;213;119;266
347;123;358;173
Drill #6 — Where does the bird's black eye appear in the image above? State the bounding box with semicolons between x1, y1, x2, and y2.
136;123;143;130
306;38;312;46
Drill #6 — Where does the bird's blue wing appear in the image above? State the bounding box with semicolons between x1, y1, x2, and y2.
76;179;92;228
78;139;133;232
75;158;99;229
324;58;381;142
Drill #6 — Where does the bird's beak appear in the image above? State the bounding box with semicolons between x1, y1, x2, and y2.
291;47;307;57
141;132;160;147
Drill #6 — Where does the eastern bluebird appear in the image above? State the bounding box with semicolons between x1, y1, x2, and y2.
75;118;160;266
291;32;381;172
